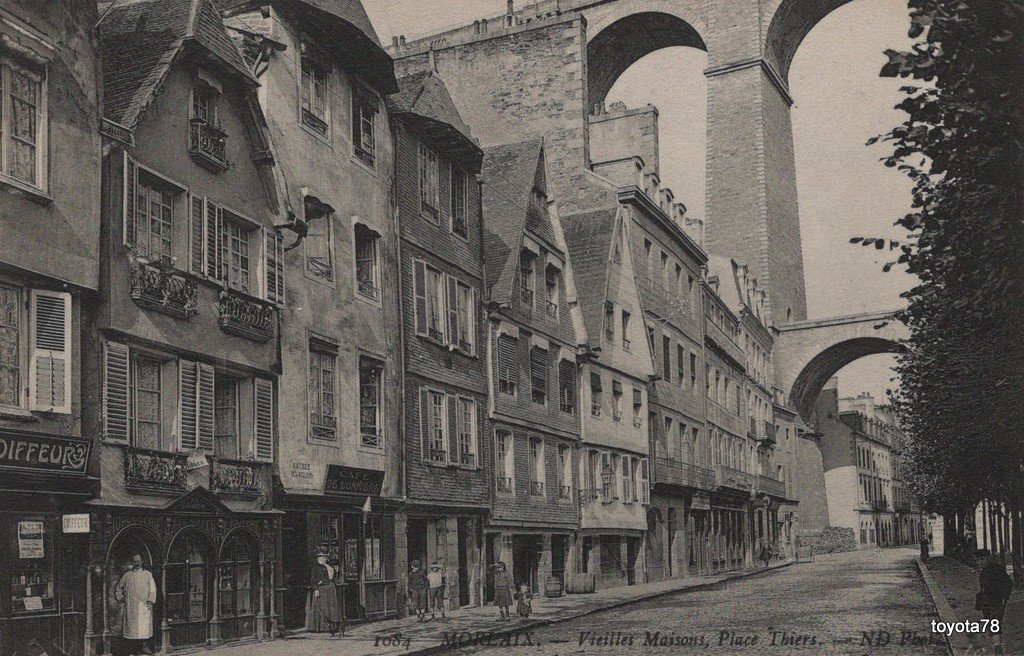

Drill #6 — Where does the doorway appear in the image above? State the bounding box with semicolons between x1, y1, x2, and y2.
550;535;567;584
165;531;214;647
625;537;639;585
106;529;161;656
511;535;541;592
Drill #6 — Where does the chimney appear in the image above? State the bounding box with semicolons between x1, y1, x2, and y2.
506;0;515;26
399;35;406;47
428;45;437;72
392;36;399;48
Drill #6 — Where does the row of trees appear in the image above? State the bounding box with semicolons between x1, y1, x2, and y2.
867;1;1024;567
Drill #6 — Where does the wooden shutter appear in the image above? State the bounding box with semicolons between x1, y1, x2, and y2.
446;275;458;346
28;290;71;413
189;194;205;274
419;387;429;461
197;363;215;452
640;458;650;504
530;347;547;400
264;228;285;304
253;378;274;462
103;341;130;443
413;261;427;335
447;393;458;463
123;153;137;246
497;336;517;389
178;360;199;451
205;200;221;278
559;360;575;410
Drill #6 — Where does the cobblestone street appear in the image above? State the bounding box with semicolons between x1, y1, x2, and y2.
454;548;946;655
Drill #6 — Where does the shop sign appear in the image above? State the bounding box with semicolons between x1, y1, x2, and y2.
324;465;384;496
0;429;90;475
62;513;90;534
18;521;44;558
690;494;711;511
185;450;209;471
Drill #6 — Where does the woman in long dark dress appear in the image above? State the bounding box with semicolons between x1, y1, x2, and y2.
306;546;343;636
492;562;514;620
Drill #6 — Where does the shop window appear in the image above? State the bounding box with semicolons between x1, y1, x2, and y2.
450;164;467;238
359;356;383;449
219;535;257;640
309;345;337;441
305;214;334;282
418;143;439;220
1;60;46;190
354;225;380;301
10;518;54;614
165;532;212;645
364;516;384;581
300;43;329;136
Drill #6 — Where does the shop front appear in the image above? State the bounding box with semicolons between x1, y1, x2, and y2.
0;428;94;656
279;465;398;631
86;488;280;654
406;508;484;611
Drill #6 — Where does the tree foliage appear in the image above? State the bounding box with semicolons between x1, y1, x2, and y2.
869;1;1024;515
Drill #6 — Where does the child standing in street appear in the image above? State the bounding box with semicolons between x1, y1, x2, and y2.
515;583;533;620
427;561;447;621
492;562;514;620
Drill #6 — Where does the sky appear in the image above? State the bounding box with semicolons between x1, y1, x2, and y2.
365;0;914;402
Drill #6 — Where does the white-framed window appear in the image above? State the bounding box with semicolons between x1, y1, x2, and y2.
557;444;572;499
529;437;544;496
558;359;576;415
455;281;476;354
632;387;643;427
545;265;559;318
354;224;380;302
300;42;329;136
456;396;477;466
422;388;447;463
359;355;383;449
305;214;334;282
418;143;439;220
611;379;622;422
621;455;634;503
639;458;650;504
519;248;536;306
495;430;513;493
352;84;377;166
0;58;47;191
213;374;239;458
308;344;337;442
621;310;631;350
450;163;468;238
590;371;602;417
221;214;252;293
497;335;518;396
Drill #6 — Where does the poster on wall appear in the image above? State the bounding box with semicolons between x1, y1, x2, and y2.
18;521;44;559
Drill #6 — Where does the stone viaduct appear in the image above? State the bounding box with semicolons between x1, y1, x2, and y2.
388;0;905;422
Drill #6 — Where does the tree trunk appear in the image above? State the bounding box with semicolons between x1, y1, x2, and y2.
1012;503;1023;586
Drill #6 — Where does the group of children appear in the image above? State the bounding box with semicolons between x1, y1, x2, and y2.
407;560;533;622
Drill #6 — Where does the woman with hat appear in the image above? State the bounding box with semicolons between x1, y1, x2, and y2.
306;545;343;636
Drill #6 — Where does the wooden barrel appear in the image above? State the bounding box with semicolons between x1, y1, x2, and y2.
544;575;564;597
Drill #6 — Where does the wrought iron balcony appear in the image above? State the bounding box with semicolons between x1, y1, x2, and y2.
427;448;448;463
460;452;476;467
757;474;786;498
124;447;188;494
654;457;717;491
612;410;623;422
129;258;198;319
530;481;545;496
579;488;601;503
361;432;382;449
749;418;778;444
211;458;265;497
559;484;572;499
718;466;756;492
189;118;228;172
633;415;642;428
496;477;513;493
218;289;276;342
871;498;889;512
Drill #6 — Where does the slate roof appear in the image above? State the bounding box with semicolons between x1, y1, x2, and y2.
707;255;743;314
481;140;545;303
388;70;481;166
561;207;620;345
99;0;257;129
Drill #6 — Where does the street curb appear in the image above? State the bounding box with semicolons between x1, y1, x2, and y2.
915;557;970;656
402;560;797;656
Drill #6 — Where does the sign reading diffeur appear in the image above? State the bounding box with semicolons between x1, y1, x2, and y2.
0;430;91;475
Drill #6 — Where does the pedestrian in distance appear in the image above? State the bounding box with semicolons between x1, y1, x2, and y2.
759;543;773;568
427;561;447;621
492;561;515;620
515;583;533;620
408;560;430;622
977;553;1014;655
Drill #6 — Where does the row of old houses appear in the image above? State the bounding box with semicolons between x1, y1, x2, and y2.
0;1;803;654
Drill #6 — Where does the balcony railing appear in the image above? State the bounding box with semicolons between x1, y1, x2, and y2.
460;452;476;467
530;481;545;496
129;258;198;319
546;301;558;318
579;488;601;503
871;498;889;512
361;432;382;449
757;474;786;498
211;458;265;497
612;410;623;422
124;447;188;494
427;448;448;463
496;477;513;493
749;418;778;444
189;118;229;172
633;416;642;428
654;458;717;491
218;289;276;342
718;466;756;492
559;485;572;500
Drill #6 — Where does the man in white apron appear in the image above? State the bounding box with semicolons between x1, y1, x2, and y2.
115;554;157;654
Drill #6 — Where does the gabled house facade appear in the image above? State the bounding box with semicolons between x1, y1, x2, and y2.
481;140;581;598
0;2;102;655
390;68;487;612
562;205;655;591
222;0;403;629
88;1;282;650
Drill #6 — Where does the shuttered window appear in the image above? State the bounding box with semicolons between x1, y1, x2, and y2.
309;347;336;441
496;335;517;396
174;359;214;453
178;361;199;451
103;342;130;442
132;356;162;451
413;260;427;335
662;334;671;381
0;283;21;408
558;359;575;414
456;397;476;467
265;228;285;305
28;290;71;413
530;347;547;405
123;154;137;247
419;144;439;220
253;378;274;462
640;458;650;504
359;356;383;449
213;376;238;458
189;194;205;274
611;379;623;421
590;372;602;417
420;388;447;463
632;387;643;426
